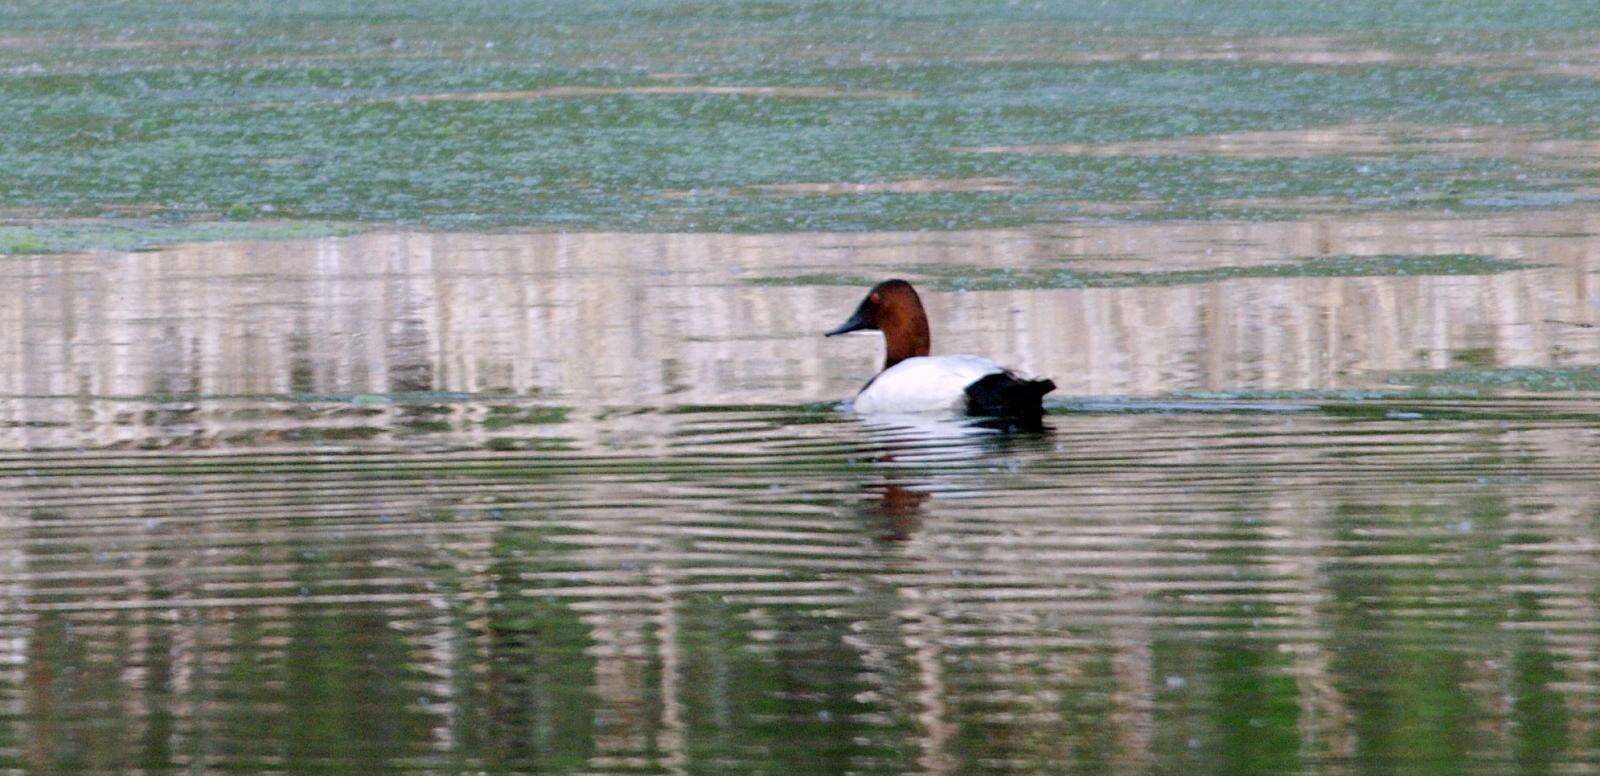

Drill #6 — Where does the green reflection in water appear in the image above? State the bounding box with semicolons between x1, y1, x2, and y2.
3;401;1600;770
456;527;597;771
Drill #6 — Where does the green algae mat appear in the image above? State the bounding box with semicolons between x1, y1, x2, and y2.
3;0;1600;250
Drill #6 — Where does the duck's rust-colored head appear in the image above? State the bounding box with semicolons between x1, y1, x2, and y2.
825;279;932;370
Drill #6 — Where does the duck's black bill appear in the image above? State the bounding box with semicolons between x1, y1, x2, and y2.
825;296;876;336
825;300;873;337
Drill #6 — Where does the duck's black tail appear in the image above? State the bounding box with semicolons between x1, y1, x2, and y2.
964;372;1056;429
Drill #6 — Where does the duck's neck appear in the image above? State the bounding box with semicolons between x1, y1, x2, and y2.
882;316;930;370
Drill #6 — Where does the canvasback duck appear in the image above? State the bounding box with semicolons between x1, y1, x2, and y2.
825;279;1055;423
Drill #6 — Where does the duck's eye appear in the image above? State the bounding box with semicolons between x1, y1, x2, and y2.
869;292;880;303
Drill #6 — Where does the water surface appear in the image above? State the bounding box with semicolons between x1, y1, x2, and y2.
3;216;1600;771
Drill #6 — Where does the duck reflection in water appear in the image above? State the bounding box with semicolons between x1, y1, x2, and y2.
854;413;1052;542
865;483;933;542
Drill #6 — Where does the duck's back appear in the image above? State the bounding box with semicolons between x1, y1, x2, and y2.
852;355;1006;414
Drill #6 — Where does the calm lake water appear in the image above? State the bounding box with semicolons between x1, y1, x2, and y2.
3;211;1600;771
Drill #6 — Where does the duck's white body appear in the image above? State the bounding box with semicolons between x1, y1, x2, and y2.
851;354;1007;415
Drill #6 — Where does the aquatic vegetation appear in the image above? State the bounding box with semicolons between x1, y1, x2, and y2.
1389;366;1600;392
0;220;355;255
2;2;1600;236
752;253;1538;290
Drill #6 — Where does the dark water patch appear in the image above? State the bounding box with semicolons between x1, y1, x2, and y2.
1086;390;1600;422
1057;398;1321;414
481;405;570;429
